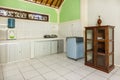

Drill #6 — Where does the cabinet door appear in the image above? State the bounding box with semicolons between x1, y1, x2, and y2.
7;42;31;62
15;42;31;61
34;41;44;57
51;40;57;54
34;41;51;57
7;43;18;62
96;28;106;67
0;45;7;63
57;40;64;53
43;41;51;55
21;42;31;59
108;27;114;67
85;29;94;64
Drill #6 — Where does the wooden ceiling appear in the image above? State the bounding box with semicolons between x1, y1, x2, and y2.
25;0;64;9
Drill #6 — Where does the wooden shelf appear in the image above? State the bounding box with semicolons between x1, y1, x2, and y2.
87;39;93;40
97;52;105;56
97;39;105;42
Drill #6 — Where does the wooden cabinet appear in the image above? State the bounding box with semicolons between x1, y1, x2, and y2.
85;25;115;73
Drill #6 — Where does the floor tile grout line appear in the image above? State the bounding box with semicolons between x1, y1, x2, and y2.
80;66;120;80
36;57;69;80
16;60;46;80
15;62;27;80
96;66;120;80
23;54;67;79
29;61;48;80
80;69;97;80
107;67;120;79
36;58;63;79
1;65;4;80
49;54;83;77
1;56;95;80
37;53;85;70
2;53;119;80
36;53;88;80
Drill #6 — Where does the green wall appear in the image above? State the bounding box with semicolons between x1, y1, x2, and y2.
0;0;58;23
0;0;81;23
60;0;80;23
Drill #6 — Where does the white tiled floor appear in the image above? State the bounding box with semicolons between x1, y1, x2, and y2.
0;53;120;80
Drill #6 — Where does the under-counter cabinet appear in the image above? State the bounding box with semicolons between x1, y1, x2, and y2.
0;39;64;64
51;40;58;54
34;41;51;57
0;42;31;63
85;25;115;73
8;42;31;62
34;40;64;57
0;44;7;63
57;40;64;53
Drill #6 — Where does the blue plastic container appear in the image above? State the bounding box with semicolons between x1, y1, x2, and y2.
8;18;15;28
66;37;84;60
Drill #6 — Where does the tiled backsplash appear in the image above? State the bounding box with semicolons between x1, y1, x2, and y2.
59;20;84;38
0;17;58;39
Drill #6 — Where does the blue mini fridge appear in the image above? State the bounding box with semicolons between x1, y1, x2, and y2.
66;37;84;60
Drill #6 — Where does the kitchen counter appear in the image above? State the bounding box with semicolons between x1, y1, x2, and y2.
0;37;65;64
0;38;65;45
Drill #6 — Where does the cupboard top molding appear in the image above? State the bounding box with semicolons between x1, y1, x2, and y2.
85;25;115;28
0;7;49;22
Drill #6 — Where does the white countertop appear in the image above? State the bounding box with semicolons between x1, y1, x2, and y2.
0;38;65;45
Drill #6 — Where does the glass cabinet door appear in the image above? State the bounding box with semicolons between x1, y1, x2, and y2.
87;30;93;39
108;28;113;53
97;28;105;40
109;28;113;40
96;55;106;67
96;28;106;67
109;54;113;66
108;28;114;67
97;28;106;54
86;29;94;64
86;51;93;63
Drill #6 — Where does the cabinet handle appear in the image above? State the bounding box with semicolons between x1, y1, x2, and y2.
19;51;22;53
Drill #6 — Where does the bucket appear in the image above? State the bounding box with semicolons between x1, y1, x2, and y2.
8;18;15;28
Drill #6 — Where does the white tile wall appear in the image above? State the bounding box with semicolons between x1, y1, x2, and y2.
59;20;84;38
58;20;84;52
0;17;58;39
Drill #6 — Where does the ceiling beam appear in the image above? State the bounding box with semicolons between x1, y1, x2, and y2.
36;0;43;3
25;0;64;9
